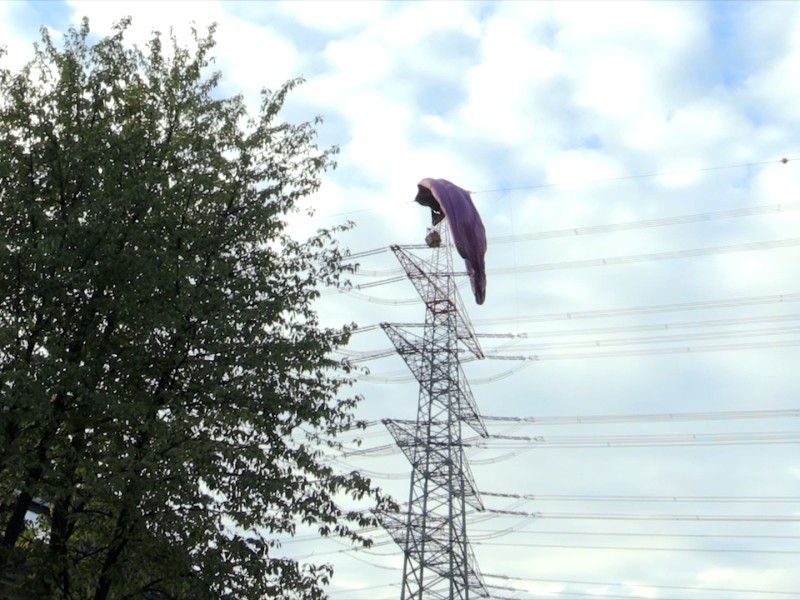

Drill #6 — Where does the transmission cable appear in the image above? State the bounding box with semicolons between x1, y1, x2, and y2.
495;236;800;276
470;156;795;194
346;200;800;275
482;324;800;354
478;312;800;340
481;572;800;598
481;407;800;425
489;200;800;243
345;236;800;290
484;338;800;362
476;539;800;555
478;430;800;449
480;490;800;504
473;292;800;326
472;527;800;542
320;156;795;220
483;507;800;522
344;323;800;365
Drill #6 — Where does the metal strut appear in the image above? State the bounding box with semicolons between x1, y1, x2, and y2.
380;226;489;599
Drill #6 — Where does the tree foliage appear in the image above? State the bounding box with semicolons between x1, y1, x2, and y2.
0;18;386;599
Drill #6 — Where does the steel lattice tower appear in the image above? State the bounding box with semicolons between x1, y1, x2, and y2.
380;224;489;599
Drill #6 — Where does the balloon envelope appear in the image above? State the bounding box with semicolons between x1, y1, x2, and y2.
416;178;487;305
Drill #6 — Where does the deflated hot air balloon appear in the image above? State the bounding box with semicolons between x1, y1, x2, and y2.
415;178;487;305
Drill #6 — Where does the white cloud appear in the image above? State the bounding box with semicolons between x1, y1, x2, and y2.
0;2;39;71
278;0;390;34
67;0;223;42
738;2;800;124
65;1;301;102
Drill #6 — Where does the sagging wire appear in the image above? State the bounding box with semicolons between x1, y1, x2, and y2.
480;407;800;426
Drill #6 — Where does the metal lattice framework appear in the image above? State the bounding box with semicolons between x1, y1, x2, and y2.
380;225;489;599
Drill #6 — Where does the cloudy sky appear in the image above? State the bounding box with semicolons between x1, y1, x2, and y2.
3;1;800;598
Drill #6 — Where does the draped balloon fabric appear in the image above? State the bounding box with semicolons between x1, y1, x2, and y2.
415;178;487;305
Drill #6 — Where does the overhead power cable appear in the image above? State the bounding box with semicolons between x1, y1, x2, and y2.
346;246;391;260
346;200;800;271
485;581;657;600
346;237;800;290
350;409;799;434
286;538;397;561
481;572;800;598
329;289;421;304
480;491;800;504
354;361;535;385
485;581;792;600
319;156;796;220
473;292;800;326
350;275;408;289
482;324;800;354
350;326;800;366
483;507;800;522
469;156;795;194
477;430;800;449
492;237;800;276
350;313;800;359
477;312;800;340
475;539;800;555
489;200;800;244
337;430;800;458
327;582;401;598
473;527;800;541
484;338;800;361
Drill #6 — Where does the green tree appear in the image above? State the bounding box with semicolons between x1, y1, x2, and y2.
0;18;387;599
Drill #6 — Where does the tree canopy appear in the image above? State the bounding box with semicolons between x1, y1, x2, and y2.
0;18;386;599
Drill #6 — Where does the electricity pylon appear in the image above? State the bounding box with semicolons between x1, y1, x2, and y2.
380;224;489;599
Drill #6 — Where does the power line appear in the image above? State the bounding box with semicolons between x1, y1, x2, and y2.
344;311;800;374
345;236;800;290
485;582;795;600
336;427;800;459
299;535;800;597
346;200;800;272
483;508;800;522
482;324;800;354
327;582;401;598
490;237;800;276
484;338;800;362
347;326;800;367
472;292;800;326
476;539;800;555
480;491;800;504
320;157;796;220
469;157;795;194
477;312;800;339
335;408;800;430
473;528;800;541
286;538;398;561
346;246;391;260
478;430;800;449
485;582;673;600
489;200;800;244
325;288;420;304
481;572;800;598
355;362;536;384
352;312;800;350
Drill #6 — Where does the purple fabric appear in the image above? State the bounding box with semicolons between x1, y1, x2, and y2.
418;178;487;305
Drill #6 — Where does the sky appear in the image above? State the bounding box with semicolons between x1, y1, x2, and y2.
2;1;800;599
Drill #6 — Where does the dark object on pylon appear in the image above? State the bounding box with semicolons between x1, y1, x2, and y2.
425;228;441;248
